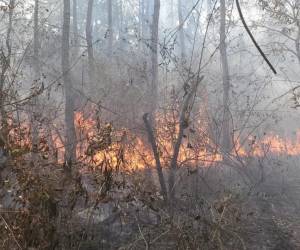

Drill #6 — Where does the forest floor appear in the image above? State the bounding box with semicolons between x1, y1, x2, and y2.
0;156;300;249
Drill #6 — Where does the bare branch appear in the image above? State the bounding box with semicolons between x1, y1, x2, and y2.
236;0;277;74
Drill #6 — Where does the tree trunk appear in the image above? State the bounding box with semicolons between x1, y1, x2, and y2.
62;0;77;167
171;0;175;26
31;0;40;162
107;0;113;56
142;0;160;192
143;114;168;202
72;0;79;56
117;0;125;49
220;0;232;154
177;0;186;63
0;0;14;150
139;0;143;44
115;0;121;41
86;0;95;80
207;0;212;14
144;0;151;41
150;0;160;115
295;21;300;65
168;76;203;212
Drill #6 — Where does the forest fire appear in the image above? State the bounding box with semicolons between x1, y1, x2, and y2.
2;0;300;248
72;111;225;169
68;111;300;170
243;133;300;157
6;112;300;169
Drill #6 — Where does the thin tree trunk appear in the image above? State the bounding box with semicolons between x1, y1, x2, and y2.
177;0;186;63
0;0;14;150
31;0;40;163
46;123;57;164
115;0;121;41
143;113;168;202
72;0;79;56
150;0;160;115
207;0;212;14
62;0;77;167
171;0;175;26
144;0;151;41
168;76;203;211
33;0;40;77
142;0;160;190
295;22;300;65
118;0;125;49
220;0;232;154
138;0;146;49
86;0;95;80
107;0;113;56
139;0;143;44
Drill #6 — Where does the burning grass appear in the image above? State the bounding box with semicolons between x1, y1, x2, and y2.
71;110;300;171
4;108;300;171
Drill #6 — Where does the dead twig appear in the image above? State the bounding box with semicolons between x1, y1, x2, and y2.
135;215;149;250
1;214;22;249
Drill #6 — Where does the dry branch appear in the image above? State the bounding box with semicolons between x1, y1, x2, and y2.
236;0;277;74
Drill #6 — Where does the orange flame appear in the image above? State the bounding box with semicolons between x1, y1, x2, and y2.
7;111;300;169
72;111;300;170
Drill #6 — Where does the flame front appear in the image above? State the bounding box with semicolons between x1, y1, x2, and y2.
70;111;300;170
7;111;300;169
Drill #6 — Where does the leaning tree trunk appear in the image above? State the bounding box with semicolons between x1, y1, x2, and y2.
86;0;95;81
62;0;77;167
177;0;186;63
220;0;232;154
